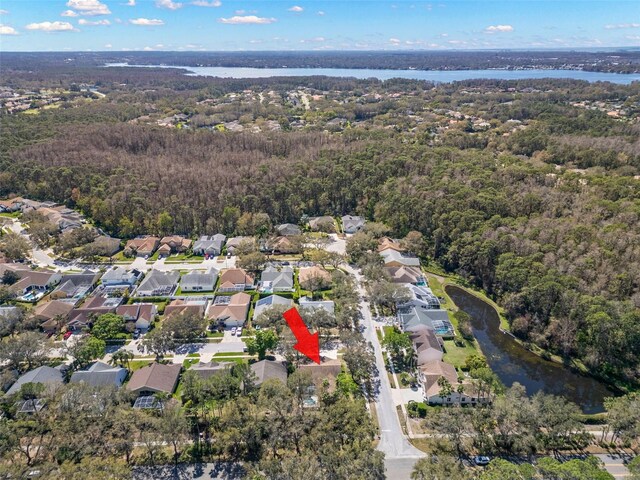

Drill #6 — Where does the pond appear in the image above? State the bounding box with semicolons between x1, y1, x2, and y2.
445;285;615;414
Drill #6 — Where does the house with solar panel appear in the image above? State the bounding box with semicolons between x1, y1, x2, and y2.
253;294;293;322
136;270;180;297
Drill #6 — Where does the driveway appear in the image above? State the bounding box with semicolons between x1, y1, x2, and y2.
344;264;425;469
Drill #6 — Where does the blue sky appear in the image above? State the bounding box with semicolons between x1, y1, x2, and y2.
0;1;639;51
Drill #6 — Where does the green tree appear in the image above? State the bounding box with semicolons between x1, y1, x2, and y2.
68;336;106;369
411;456;469;480
91;313;125;340
245;329;279;360
0;232;31;261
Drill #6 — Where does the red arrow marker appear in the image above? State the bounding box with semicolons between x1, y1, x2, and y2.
283;307;321;364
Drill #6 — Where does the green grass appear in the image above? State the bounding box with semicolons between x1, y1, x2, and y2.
442;339;477;368
182;358;200;368
210;357;248;364
206;331;224;338
213;352;245;357
128;360;154;371
186;353;201;358
174;287;215;296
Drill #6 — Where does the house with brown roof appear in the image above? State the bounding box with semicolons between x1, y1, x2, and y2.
218;268;254;292
206;292;251;328
377;237;405;253
298;265;332;291
116;303;157;331
408;325;443;365
384;266;426;286
157;235;192;257
298;357;342;391
187;361;235;380
33;300;74;333
164;298;207;319
225;236;256;255
307;216;335;232
67;295;122;331
124;236;159;257
0;264;62;301
126;362;182;395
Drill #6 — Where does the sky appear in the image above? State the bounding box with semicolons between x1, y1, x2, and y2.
0;0;639;52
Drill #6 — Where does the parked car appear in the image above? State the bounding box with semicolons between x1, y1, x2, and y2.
63;331;73;340
473;456;491;466
133;329;140;339
236;328;243;337
230;327;237;335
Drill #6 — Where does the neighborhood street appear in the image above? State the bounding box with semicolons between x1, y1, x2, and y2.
345;264;425;475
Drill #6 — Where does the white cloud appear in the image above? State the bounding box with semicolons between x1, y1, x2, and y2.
625;35;640;41
156;0;183;10
288;5;303;12
218;15;276;24
130;18;164;25
104;43;112;47
389;37;401;45
25;21;75;32
66;0;111;16
317;10;325;16
79;18;110;25
300;36;325;43
485;24;514;33
192;0;221;6
61;10;79;17
125;0;135;5
0;9;9;15
0;24;18;35
605;23;640;29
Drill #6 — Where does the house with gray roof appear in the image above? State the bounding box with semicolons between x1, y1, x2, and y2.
70;361;127;388
253;294;293;321
341;215;365;234
307;216;335;232
380;248;421;267
398;305;454;337
101;266;140;287
250;360;288;386
51;271;101;301
180;268;218;293
276;223;302;236
193;234;226;256
259;266;294;293
136;270;180;297
225;236;256;255
6;366;64;396
402;284;441;310
299;296;335;315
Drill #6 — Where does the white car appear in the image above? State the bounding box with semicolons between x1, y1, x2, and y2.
230;327;237;335
473;456;491;466
236;328;243;337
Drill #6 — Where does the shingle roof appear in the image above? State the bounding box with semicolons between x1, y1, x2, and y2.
250;360;288;385
276;224;302;236
126;363;182;394
137;270;180;294
188;361;235;379
253;294;293;320
6;366;64;396
260;266;294;290
70;361;127;387
33;300;74;321
180;268;218;291
380;249;421;267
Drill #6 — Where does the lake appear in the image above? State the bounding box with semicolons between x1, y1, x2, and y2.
105;63;640;84
445;285;615;413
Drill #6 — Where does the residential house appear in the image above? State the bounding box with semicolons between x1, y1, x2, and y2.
298;265;332;291
1;267;62;302
180;268;218;293
124;236;159;257
85;235;121;256
136;270;180;297
298;296;335;315
164;298;207;319
250;360;288;386
218;268;254;292
192;234;226;256
380;248;421;268
0;197;26;213
408;325;443;365
157;235;192;257
6;366;64;396
341;215;365;234
127;362;182;395
263;236;300;254
260;266;294;293
50;271;101;301
298;357;342;391
101;266;141;288
33;300;74;333
225;236;256;255
384;266;426;286
420;359;486;406
206;292;251;328
188;361;235;380
307;216;335;232
276;223;302;236
377;237;405;253
253;294;293;321
67;295;122;331
35;205;84;232
116;303;157;331
402;284;441;310
399;306;454;337
70;361;128;388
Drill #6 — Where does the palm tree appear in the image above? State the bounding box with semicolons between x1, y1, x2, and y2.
110;349;134;370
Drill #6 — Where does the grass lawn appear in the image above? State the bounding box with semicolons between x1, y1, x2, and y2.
213;352;245;357
205;331;224;338
186;353;201;358
182;358;200;368
174;287;215;296
442;339;476;368
128;360;154;371
211;356;249;364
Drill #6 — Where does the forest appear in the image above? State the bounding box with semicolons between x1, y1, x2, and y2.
1;62;639;392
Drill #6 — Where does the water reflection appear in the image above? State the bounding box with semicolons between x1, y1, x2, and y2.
446;285;614;414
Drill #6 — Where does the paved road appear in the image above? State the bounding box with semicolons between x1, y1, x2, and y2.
595;453;632;479
5;218;61;269
123;338;246;357
344;264;425;477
